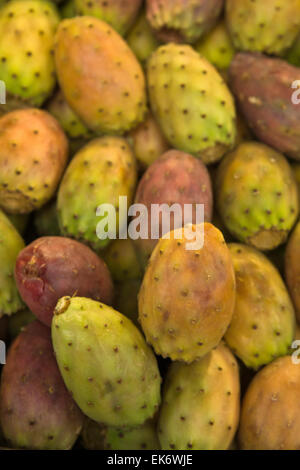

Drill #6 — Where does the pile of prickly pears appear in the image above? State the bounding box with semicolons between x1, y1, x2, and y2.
1;0;300;452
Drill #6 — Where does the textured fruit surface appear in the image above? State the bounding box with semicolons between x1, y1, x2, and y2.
194;20;235;71
8;308;35;340
115;279;141;327
134;150;213;268
81;418;160;450
126;10;160;66
103;239;142;282
226;0;300;56
147;44;236;164
216;141;299;251
285;222;300;323
55;17;147;135
34;200;60;237
75;0;142;36
57;136;137;251
129;112;170;169
0;0;60;110
146;0;223;44
15;236;114;327
0;320;84;449
52;297;161;427
225;244;295;369
239;356;300;450
229;53;300;161
138;223;236;362
0;109;68;214
0;210;24;316
158;343;240;450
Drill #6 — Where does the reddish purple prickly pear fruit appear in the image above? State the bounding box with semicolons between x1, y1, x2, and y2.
0;320;84;449
229;52;300;161
15;237;114;327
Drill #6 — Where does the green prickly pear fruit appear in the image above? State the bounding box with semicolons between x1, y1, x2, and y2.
138;223;236;363
103;239;142;282
0;210;24;316
216;141;299;251
34;200;60;237
147;44;236;164
158;343;240;450
74;0;142;36
226;0;300;56
5;213;29;236
0;108;68;214
115;279;141;327
55;17;147;135
0;320;84;449
81;418;160;450
8;308;35;340
225;244;295;370
52;296;161;427
285;222;300;323
239;356;300;450
146;0;224;44
0;0;60;111
194;20;235;71
126;10;161;66
46;90;94;140
57;137;137;251
128;112;170;169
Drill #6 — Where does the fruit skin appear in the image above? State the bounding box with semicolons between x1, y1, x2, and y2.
55;17;147;135
57;136;137;251
194;20;235;71
146;0;224;44
128;112;170;169
225;243;295;370
226;0;300;56
103;239;142;282
74;0;142;36
52;296;161;427
115;279;141;327
0;210;25;316
285;222;300;323
133;150;213;268
8;308;35;340
81;418;160;450
0;320;84;450
158;343;240;450
216;141;299;251
0;109;68;214
138;223;236;362
239;356;300;450
126;10;161;66
15;236;114;327
0;0;60;111
229;52;300;161
147;44;236;165
34;200;60;237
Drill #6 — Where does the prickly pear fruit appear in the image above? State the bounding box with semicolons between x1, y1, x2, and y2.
158;343;240;450
47;90;94;140
55;17;147;135
216;142;299;251
57;137;137;251
226;0;300;56
6;213;29;236
103;239;142;282
225;244;295;370
15;236;114;327
0;320;84;449
138;223;236;362
147;44;236;164
128;112;170;169
0;0;60;111
0;210;24;316
115;279;141;327
229;53;300;161
74;0;142;36
239;356;300;450
146;0;223;44
133;150;213;269
285;222;300;323
52;296;161;427
194;20;235;71
8;308;35;340
81;418;160;450
0;109;68;214
126;10;161;66
34;200;60;237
